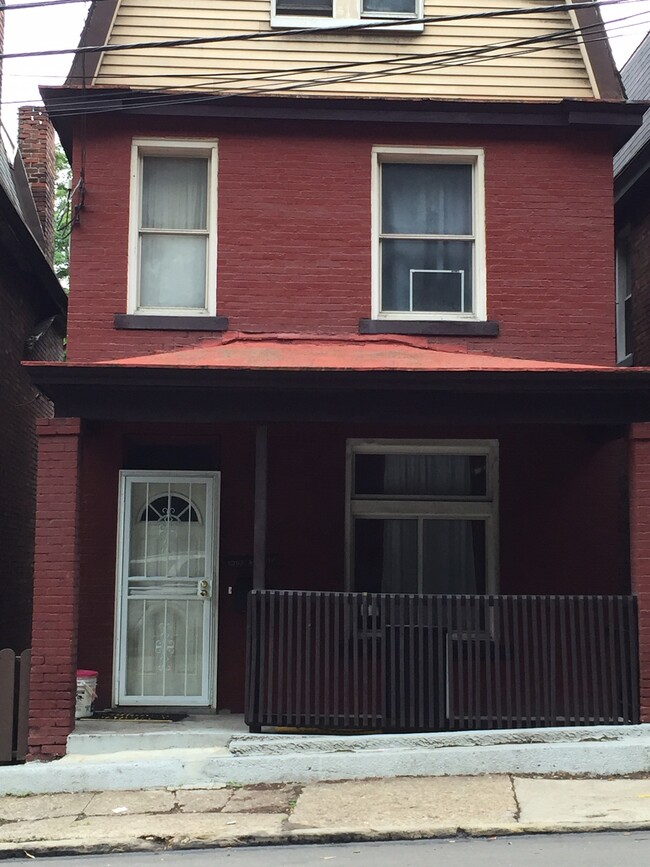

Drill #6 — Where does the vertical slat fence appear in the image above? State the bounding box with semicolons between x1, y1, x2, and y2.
0;649;31;763
245;593;639;733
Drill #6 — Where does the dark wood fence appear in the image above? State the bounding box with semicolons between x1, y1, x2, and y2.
245;592;639;732
0;649;30;763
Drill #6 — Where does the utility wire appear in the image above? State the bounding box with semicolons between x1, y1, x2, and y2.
0;0;636;61
0;0;93;11
30;8;641;119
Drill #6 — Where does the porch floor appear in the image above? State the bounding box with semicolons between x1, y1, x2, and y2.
68;713;248;755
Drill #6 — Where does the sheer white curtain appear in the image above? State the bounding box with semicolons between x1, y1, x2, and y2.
139;157;208;309
381;455;479;594
380;162;473;313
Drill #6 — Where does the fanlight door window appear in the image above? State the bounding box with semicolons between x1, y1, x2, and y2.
115;473;219;706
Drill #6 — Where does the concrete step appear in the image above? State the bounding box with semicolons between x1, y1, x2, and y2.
1;725;649;795
66;714;247;756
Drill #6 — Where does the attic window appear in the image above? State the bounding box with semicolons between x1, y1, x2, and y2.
276;0;333;14
362;0;417;16
271;0;424;30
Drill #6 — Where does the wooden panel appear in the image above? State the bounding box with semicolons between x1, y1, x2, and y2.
94;0;594;100
0;649;16;763
16;650;31;763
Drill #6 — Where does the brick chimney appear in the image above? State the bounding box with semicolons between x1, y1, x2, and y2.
17;106;56;263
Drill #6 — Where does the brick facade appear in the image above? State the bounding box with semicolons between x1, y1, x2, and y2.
0;272;62;652
66;116;616;366
629;423;650;723
28;418;82;759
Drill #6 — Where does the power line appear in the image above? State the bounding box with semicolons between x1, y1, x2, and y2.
0;0;93;11
28;7;641;119
0;0;636;62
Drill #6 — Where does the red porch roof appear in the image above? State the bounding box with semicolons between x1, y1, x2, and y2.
92;333;617;373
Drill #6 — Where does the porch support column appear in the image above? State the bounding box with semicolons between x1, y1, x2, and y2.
253;424;268;590
28;417;82;759
629;423;650;723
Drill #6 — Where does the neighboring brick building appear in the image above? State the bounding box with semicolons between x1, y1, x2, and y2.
0;126;67;651
23;0;650;758
615;32;650;365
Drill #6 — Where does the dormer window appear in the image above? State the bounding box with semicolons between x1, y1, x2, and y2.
271;0;423;31
362;0;417;17
276;0;333;15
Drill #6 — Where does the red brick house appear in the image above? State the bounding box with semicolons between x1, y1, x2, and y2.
24;0;650;758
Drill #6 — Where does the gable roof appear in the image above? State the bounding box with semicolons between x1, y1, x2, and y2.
66;0;623;104
0;139;67;318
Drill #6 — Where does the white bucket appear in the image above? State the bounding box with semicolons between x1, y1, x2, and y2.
75;669;98;719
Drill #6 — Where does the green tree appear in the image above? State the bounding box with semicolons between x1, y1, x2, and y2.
54;141;72;288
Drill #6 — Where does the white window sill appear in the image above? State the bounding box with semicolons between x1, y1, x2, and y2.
270;14;424;32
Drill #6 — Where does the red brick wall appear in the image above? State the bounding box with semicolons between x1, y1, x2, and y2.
75;421;627;713
629;423;650;723
66;116;616;365
0;273;62;653
28;418;82;759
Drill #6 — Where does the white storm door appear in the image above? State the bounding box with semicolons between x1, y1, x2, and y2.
115;472;219;706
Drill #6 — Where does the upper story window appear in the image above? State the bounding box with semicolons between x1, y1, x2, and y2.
372;147;486;322
272;0;423;31
616;230;632;365
128;139;218;317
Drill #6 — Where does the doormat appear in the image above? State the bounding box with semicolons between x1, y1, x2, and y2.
87;711;188;722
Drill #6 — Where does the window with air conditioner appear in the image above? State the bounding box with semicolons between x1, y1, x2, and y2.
372;147;486;321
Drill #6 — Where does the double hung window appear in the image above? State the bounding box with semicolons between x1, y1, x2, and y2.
362;0;417;16
128;139;218;316
373;147;485;321
272;0;422;29
616;231;632;364
347;441;498;595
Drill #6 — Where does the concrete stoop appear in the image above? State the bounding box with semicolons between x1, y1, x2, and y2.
1;724;650;795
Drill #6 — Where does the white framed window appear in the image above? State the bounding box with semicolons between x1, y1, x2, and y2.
616;229;632;365
271;0;423;31
128;138;218;316
372;147;486;322
346;440;498;595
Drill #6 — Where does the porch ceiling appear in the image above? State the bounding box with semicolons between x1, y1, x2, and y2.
25;334;650;425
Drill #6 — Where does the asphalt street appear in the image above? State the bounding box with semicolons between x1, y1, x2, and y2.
23;832;650;866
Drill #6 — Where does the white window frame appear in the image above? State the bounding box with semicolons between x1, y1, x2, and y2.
127;138;218;317
371;146;486;322
616;228;632;365
345;439;499;594
271;0;424;32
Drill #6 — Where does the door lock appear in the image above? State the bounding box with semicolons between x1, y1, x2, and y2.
198;580;210;598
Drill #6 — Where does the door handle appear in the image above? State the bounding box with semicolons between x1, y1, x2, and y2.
198;580;210;598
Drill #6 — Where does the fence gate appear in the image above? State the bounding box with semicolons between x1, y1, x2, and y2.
0;649;31;763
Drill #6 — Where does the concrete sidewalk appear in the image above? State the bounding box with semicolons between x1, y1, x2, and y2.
1;775;650;857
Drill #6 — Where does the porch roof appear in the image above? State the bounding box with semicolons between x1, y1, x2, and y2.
26;334;650;424
93;334;617;373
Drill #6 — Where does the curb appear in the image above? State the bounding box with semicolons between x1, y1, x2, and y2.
1;820;650;859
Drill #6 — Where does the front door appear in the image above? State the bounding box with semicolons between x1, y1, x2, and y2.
115;471;219;706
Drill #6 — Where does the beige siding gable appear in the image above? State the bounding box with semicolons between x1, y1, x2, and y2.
95;0;597;101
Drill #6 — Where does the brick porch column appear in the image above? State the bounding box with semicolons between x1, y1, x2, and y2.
629;423;650;723
28;417;82;759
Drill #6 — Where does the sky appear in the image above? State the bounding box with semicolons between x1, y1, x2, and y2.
1;0;649;148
